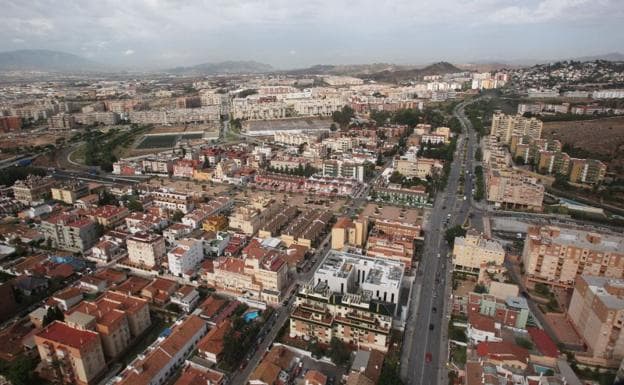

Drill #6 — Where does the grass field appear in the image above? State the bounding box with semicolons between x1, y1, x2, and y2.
136;133;204;149
542;116;624;176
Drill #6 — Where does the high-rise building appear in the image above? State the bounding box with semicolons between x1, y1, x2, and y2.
490;113;543;145
126;233;166;269
568;275;624;362
331;217;368;250
41;212;99;252
522;226;624;287
569;158;607;185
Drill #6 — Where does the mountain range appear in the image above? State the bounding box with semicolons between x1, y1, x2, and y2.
0;49;103;72
166;60;274;75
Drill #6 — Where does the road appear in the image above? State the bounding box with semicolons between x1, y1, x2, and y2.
401;98;483;385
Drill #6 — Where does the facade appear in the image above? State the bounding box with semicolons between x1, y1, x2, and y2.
126;232;166;269
568;158;607;185
41;212;99;252
150;190;194;214
322;160;365;182
51;181;90;204
65;291;151;360
331;217;368;250
568;275;624;362
167;238;204;277
394;158;442;179
490;113;543;145
12;174;55;205
35;321;106;385
486;169;544;211
229;197;283;236
289;283;393;352
522;226;624;287
452;230;505;274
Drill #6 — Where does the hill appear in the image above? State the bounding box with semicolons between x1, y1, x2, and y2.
365;61;463;83
0;49;102;72
168;60;273;75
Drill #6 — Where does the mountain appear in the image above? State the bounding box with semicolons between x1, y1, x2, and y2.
0;49;103;72
284;63;409;76
571;52;624;62
168;60;273;75
365;61;463;83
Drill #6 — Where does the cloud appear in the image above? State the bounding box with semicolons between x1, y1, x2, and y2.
124;49;135;56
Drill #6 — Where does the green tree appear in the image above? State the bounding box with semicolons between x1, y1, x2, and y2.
332;105;355;129
474;284;488;294
3;356;37;385
171;210;184;222
445;225;467;246
43;306;64;326
515;336;534;350
127;198;143;212
328;337;351;366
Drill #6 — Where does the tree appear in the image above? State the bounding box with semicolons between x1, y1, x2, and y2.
332;105;355;129
474;284;488;294
376;152;384;166
515;336;534;350
474;148;483;162
445;225;467;246
3;356;37;385
328;337;351;366
171;210;184;222
43;306;64;326
127;198;143;212
329;123;338;132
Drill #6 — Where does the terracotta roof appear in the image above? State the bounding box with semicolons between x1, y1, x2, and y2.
160;316;205;356
197;319;231;356
476;341;529;363
468;312;497;333
198;296;227;319
174;364;225;385
35;321;100;349
346;373;375;385
528;327;560;358
53;287;83;301
304;370;327;385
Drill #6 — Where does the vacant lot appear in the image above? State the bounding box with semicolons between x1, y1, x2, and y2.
542;116;624;176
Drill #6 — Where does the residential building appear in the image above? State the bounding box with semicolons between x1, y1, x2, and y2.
115;315;208;385
87;205;130;227
35;321;106;385
331;217;368;250
126;232;166;269
568;275;624;363
455;292;530;330
41;212;99;252
174;362;225;385
48;113;76;130
322;160;365;182
12;174;55;205
203;215;228;232
522;226;624;287
150;189;194;213
229;196;283;236
452;230;505;274
280;209;332;247
65;291;151;360
394;157;443;179
568;158;607;185
197;319;232;364
490;113;543;145
167;238;204;277
51;181;90;204
486;168;544;211
171;285;200;313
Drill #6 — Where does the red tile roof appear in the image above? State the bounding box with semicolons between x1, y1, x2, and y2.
35;321;100;349
528;327;560;358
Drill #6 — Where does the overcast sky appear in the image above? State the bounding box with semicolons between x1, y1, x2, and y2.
1;0;623;69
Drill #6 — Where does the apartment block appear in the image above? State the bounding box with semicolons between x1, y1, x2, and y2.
126;232;166;269
486;168;544;211
522;226;624;287
48;113;76;130
568;275;624;363
331;217;368;250
150;189;194;213
87;205;130;227
229;196;283;236
41;212;99;252
322;160;365;182
452;230;505;274
115;315;208;385
35;321;106;385
569;158;607;185
12;174;55;205
490;113;543;145
280;209;332;248
537;150;571;175
394;157;443;179
65;291;151;360
167;238;204;277
289;283;393;352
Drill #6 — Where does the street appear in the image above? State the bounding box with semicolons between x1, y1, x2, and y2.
401;98;483;385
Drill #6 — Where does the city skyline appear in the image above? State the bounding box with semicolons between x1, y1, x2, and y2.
1;0;623;69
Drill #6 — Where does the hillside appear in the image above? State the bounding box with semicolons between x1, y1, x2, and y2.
0;49;102;72
168;60;273;75
365;62;463;83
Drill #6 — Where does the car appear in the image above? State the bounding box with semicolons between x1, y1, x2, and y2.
429;323;434;331
425;352;432;363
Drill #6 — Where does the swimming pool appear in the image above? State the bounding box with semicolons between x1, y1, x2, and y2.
244;311;260;322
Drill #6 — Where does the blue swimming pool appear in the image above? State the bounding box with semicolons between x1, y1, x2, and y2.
533;364;553;374
244;311;260;322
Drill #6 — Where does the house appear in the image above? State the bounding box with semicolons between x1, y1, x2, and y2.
197;319;232;364
171;285;200;313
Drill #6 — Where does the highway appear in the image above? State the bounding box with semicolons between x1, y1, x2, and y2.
401;98;482;385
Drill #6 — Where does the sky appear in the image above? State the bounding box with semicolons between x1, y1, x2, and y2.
0;0;623;69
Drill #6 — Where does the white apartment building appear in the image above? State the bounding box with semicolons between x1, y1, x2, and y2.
151;190;195;214
168;238;204;277
313;251;404;315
